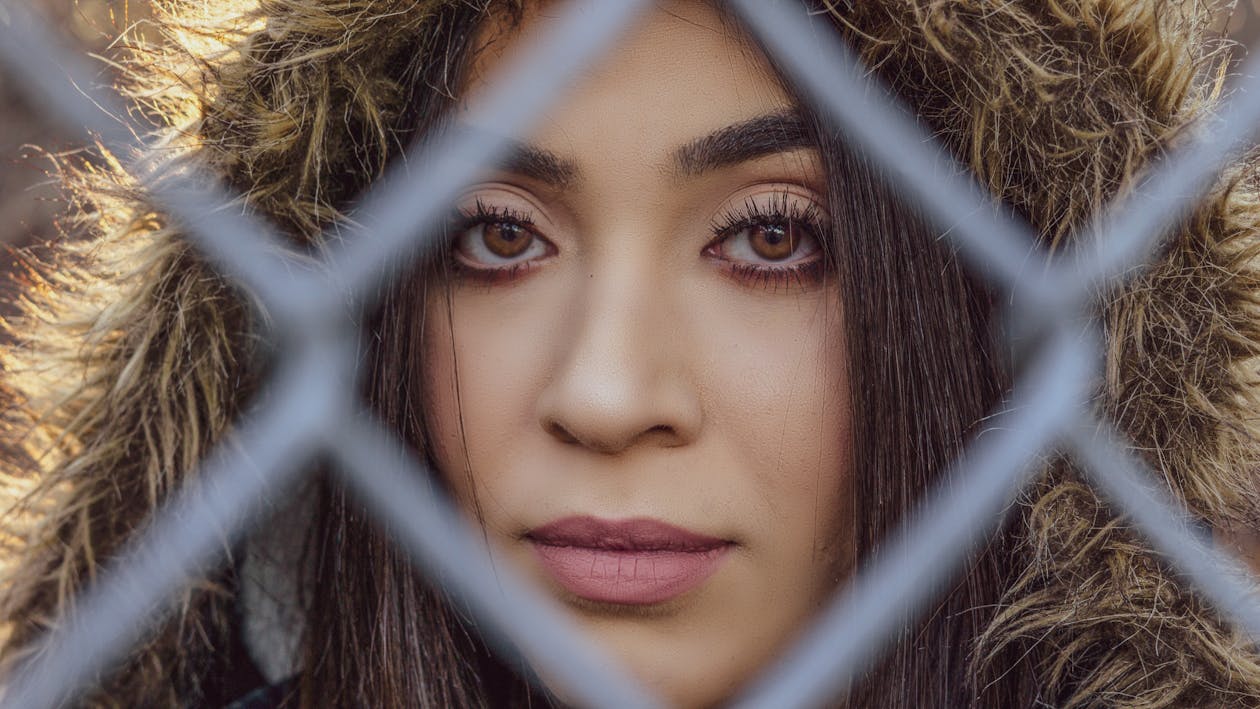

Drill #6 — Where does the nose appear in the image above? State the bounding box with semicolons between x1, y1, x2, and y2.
536;262;702;455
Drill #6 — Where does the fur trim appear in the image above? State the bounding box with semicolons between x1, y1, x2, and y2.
831;0;1260;703
2;0;1259;705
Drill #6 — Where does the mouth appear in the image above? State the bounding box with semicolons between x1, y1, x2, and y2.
525;516;733;606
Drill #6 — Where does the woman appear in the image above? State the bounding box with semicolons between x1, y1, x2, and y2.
2;0;1260;706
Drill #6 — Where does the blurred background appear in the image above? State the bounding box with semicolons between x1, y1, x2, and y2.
1;1;1260;260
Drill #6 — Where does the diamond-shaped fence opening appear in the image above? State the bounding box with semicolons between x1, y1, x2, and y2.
0;1;1259;707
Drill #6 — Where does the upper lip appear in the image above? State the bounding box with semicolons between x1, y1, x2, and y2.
526;516;730;552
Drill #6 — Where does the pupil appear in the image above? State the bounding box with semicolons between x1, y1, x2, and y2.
498;223;521;241
762;225;785;245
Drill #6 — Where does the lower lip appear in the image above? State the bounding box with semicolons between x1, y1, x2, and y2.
531;543;731;606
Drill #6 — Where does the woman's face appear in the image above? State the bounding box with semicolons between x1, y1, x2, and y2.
422;2;854;705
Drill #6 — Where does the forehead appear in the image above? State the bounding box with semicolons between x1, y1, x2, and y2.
463;1;795;161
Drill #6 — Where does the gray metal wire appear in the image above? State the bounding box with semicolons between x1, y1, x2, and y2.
0;343;347;709
1066;419;1260;639
0;1;316;321
730;0;1056;307
730;328;1095;708
1057;47;1260;292
0;0;661;705
0;0;1258;707
324;0;653;305
329;417;664;709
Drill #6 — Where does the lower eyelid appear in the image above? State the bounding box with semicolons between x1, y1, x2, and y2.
451;258;542;285
725;258;827;291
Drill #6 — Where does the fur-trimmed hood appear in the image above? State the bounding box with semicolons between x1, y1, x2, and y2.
3;0;1260;706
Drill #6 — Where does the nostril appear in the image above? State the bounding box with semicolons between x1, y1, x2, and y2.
546;421;580;445
644;424;681;446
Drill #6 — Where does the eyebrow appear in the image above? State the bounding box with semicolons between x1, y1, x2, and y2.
498;141;579;187
672;111;814;176
462;111;814;187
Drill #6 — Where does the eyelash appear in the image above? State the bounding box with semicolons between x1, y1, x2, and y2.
706;193;828;291
446;194;829;290
447;200;545;284
452;199;536;233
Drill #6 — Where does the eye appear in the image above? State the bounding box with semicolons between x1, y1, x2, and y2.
706;192;826;267
458;220;546;263
715;219;821;265
450;201;553;271
703;192;829;291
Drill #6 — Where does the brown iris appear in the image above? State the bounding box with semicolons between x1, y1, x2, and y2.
748;222;800;261
482;221;533;258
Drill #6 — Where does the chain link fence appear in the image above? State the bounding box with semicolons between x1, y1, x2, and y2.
0;0;1259;707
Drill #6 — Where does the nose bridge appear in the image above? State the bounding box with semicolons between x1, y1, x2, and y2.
538;247;700;453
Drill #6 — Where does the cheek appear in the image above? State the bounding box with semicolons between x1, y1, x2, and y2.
697;287;854;584
419;294;459;490
419;284;561;503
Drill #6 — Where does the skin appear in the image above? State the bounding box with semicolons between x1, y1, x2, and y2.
422;2;854;705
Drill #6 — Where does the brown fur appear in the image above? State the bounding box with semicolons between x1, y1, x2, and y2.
2;0;1260;706
834;0;1260;704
